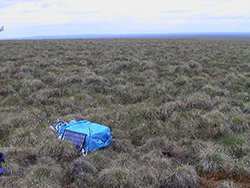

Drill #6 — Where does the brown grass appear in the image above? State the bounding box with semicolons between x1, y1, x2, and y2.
0;38;250;187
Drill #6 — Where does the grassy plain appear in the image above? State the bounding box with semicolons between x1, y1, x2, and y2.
0;38;249;187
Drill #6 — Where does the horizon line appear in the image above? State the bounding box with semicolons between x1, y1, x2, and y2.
1;32;250;40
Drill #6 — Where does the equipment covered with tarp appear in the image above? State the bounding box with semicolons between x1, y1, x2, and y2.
51;119;112;155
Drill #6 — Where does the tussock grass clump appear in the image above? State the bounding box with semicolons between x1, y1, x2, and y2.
201;110;232;139
38;139;78;162
40;73;57;84
185;92;212;111
230;115;249;133
160;165;199;188
0;176;22;188
174;76;189;87
114;85;149;104
198;143;228;172
218;133;250;158
7;127;39;147
226;161;250;178
203;84;229;97
22;78;45;91
62;158;98;187
98;166;133;188
0;85;16;97
20;65;33;73
0;162;22;177
144;101;182;121
20;159;63;187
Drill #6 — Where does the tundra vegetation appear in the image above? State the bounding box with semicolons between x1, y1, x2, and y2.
0;38;249;187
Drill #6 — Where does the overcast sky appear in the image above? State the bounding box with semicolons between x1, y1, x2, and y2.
0;0;250;39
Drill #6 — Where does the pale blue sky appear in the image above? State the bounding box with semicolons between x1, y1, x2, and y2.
0;0;250;39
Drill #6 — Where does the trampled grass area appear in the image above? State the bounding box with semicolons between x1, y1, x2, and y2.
0;38;249;187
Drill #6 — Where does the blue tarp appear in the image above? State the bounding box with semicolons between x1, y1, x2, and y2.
58;120;112;152
0;152;5;174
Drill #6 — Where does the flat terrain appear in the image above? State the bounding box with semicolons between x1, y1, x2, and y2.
0;38;249;187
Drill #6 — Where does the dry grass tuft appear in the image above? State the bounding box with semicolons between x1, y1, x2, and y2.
98;166;133;188
38;139;78;162
62;158;98;187
20;159;63;187
198;143;228;172
160;165;199;188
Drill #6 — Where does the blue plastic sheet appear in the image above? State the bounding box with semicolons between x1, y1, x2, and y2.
0;152;5;174
58;120;112;152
